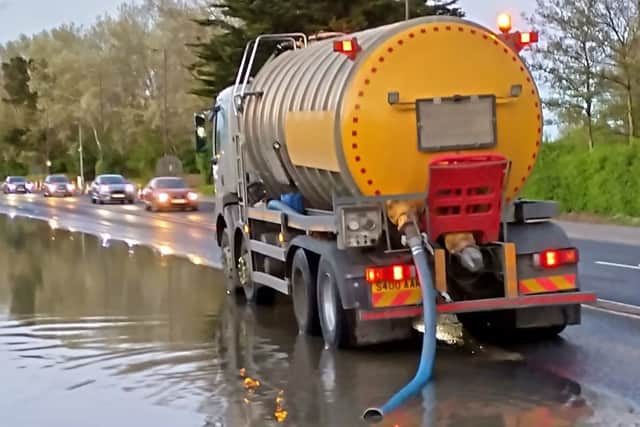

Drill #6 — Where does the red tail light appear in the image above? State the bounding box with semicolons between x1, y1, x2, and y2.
365;264;413;283
535;249;578;269
333;38;360;60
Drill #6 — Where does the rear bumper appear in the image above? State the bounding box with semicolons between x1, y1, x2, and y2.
358;291;596;321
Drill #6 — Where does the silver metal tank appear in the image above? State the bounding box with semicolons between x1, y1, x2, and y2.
243;21;406;210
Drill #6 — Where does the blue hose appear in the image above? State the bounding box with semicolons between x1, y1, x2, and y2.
362;225;437;424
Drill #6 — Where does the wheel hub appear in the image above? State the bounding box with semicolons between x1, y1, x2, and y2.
238;255;250;287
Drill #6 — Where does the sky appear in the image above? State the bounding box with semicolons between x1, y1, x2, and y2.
0;1;535;43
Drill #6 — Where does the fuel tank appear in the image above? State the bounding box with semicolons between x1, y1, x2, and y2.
242;16;542;210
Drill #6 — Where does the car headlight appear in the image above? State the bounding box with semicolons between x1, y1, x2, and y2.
338;205;382;249
157;193;169;203
187;192;198;201
125;184;135;193
67;183;75;191
7;184;15;190
100;184;109;193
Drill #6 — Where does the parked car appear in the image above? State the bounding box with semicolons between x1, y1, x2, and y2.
43;174;74;197
2;176;33;194
89;174;136;204
141;176;199;212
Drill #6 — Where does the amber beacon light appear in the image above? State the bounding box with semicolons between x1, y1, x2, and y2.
497;13;512;33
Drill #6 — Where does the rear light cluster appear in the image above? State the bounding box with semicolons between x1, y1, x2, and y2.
534;248;578;269
365;264;414;283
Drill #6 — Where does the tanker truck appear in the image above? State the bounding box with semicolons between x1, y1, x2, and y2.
202;14;596;348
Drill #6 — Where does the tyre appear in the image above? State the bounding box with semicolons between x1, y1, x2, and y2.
127;199;134;204
237;235;275;304
291;249;320;335
316;257;356;349
145;203;151;211
91;197;96;204
220;230;241;295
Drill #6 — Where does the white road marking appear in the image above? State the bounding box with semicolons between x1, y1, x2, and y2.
595;261;640;270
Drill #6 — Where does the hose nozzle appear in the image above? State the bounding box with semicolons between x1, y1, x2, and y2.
362;408;384;424
458;245;484;272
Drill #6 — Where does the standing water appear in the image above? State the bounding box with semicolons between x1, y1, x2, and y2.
0;215;619;426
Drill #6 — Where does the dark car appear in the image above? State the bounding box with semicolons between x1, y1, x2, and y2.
43;174;74;197
2;176;33;194
89;174;136;205
141;176;199;212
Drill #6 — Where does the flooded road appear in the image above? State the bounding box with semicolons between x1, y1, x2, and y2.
0;215;637;427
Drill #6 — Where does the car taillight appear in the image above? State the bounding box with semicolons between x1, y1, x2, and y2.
534;249;578;269
365;264;413;283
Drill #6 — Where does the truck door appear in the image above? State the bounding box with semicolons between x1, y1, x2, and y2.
212;100;238;196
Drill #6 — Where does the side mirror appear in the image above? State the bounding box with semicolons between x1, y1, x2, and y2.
194;112;207;153
211;156;218;166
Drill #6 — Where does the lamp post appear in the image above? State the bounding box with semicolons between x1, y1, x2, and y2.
78;123;84;190
405;0;409;20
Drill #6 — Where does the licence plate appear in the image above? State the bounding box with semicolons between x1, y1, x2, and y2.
371;279;422;308
172;199;186;204
112;194;124;198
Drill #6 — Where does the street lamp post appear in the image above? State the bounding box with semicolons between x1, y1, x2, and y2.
78;123;84;190
405;0;409;20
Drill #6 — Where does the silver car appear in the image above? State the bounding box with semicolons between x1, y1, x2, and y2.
90;174;136;204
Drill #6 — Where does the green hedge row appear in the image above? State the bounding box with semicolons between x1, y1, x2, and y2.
523;139;640;218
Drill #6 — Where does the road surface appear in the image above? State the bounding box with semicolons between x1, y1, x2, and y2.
1;193;639;426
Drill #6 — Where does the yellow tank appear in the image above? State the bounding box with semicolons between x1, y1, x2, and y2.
243;16;542;210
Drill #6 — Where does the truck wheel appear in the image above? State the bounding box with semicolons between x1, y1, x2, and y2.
238;236;275;305
317;257;355;349
291;249;320;335
220;231;241;295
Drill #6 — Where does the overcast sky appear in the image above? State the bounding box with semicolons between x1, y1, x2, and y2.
0;1;535;43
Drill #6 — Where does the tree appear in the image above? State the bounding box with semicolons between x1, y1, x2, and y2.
593;0;640;144
190;0;464;98
528;0;603;151
1;56;37;111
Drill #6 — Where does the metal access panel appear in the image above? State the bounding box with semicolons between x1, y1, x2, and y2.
416;95;497;152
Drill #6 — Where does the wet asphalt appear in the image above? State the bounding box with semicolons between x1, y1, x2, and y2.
0;194;639;427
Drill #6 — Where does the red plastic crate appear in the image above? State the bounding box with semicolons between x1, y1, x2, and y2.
425;153;509;244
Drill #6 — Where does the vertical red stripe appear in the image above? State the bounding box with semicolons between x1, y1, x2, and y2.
372;293;384;307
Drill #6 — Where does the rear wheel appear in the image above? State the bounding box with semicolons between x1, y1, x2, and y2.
237;236;275;304
220;231;241;295
317;257;356;349
91;197;96;204
291;249;320;335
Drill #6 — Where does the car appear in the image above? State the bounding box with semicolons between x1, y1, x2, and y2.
89;174;137;205
141;176;199;212
2;176;33;194
43;174;74;197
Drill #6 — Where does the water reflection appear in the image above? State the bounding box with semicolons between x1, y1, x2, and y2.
0;216;613;427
